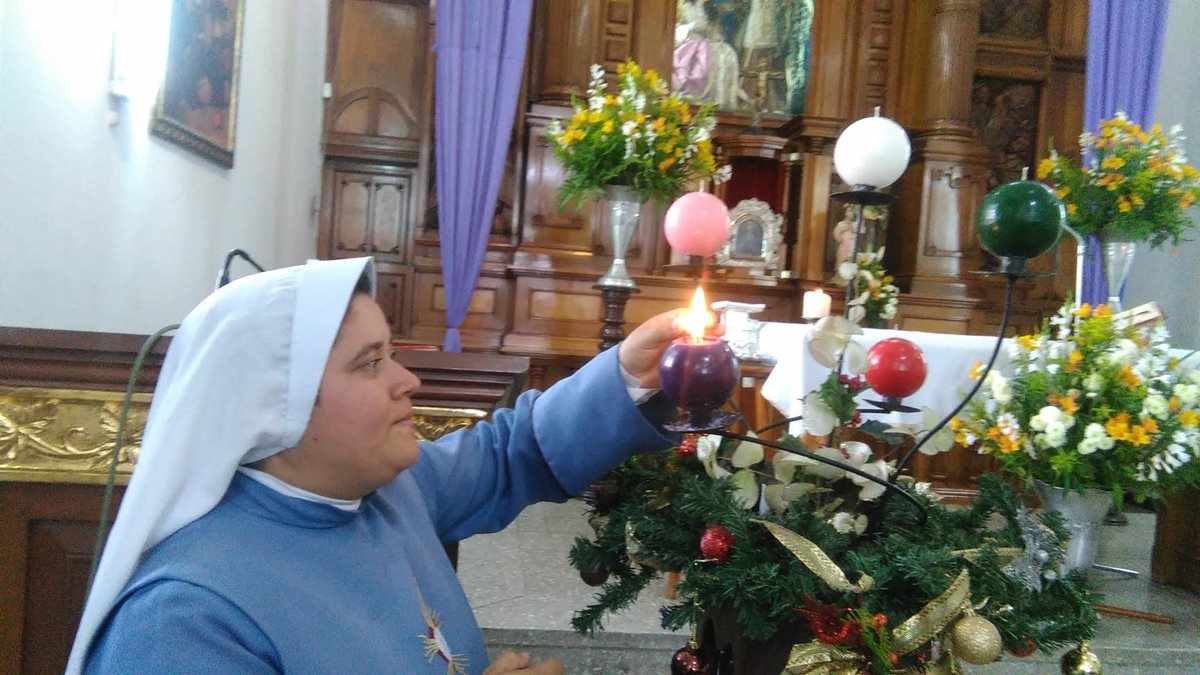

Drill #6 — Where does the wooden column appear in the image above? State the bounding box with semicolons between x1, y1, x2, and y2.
890;0;990;298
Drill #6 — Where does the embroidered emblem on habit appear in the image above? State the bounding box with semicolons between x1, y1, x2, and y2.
417;588;467;674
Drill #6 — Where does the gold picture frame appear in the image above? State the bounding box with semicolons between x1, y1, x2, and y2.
150;0;245;168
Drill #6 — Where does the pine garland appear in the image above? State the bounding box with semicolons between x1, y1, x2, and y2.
570;450;1099;671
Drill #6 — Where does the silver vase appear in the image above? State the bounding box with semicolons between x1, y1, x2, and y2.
1034;480;1112;572
1100;236;1137;312
596;184;641;289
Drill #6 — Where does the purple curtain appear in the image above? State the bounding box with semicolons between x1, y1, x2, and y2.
434;0;532;351
1081;0;1167;305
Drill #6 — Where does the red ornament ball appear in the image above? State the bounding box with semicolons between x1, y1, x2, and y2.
1009;639;1037;658
700;525;734;562
865;338;927;399
678;434;699;457
671;646;709;675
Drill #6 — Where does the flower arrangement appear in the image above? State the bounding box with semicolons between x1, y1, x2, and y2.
842;247;900;328
952;301;1200;502
1037;111;1200;247
545;61;731;206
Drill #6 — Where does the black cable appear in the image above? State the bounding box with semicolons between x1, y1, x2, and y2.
892;274;1016;477
87;324;179;593
215;249;265;290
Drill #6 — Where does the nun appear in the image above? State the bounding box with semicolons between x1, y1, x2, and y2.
70;257;687;674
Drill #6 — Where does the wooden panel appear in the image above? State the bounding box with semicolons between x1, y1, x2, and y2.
1152;486;1200;594
321;162;415;264
978;0;1048;40
334;172;370;254
530;0;599;105
325;0;429;151
519;121;594;252
23;520;98;675
375;271;410;337
0;481;124;675
410;271;510;351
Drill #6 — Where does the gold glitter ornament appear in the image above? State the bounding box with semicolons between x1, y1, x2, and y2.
1060;641;1102;674
950;614;1002;665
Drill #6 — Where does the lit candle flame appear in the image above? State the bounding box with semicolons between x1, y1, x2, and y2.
680;286;713;343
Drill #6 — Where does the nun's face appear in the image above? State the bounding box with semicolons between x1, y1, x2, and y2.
285;295;422;498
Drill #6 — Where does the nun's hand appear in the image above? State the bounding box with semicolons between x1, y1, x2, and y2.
618;308;724;389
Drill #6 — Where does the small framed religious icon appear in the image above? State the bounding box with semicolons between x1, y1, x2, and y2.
150;0;245;168
716;199;784;273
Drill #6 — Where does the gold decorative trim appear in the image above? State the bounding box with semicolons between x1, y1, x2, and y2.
0;387;487;484
0;387;150;485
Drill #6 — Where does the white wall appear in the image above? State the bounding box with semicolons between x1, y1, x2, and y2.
0;0;329;334
1125;0;1200;349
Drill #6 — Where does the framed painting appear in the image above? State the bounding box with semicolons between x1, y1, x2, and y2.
151;0;245;168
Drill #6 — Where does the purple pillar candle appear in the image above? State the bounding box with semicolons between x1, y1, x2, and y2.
659;336;739;422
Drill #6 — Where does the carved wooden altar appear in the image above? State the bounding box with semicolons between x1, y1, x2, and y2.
0;328;528;674
315;0;1088;492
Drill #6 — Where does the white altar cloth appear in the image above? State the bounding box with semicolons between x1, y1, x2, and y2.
757;323;1011;434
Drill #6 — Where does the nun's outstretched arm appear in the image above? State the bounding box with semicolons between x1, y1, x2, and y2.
405;345;677;543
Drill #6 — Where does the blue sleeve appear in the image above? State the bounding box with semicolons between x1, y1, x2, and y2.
85;580;280;674
408;346;677;542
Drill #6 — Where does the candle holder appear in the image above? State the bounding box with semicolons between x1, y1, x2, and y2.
659;336;740;432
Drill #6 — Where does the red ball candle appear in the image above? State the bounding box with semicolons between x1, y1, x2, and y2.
865;338;927;399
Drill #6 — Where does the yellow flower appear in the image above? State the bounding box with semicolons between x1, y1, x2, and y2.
1037;157;1056;179
1017;334;1039;351
604;95;617;107
658;157;676;170
1067;203;1079;216
998;433;1024;454
1117;197;1131;213
1101;155;1126;170
652;117;666;132
1105;412;1131;441
1179;409;1200;428
1055;186;1071;199
1093;304;1113;317
635;113;646;124
1169;396;1182;413
1050;391;1080;415
1131;193;1145;207
587;110;603;123
602;120;614;134
1182;192;1197;209
1074;303;1092;318
950;417;964;431
969;360;986;380
1140;417;1160;435
1066;350;1083;372
1128;425;1151;446
1118;364;1141;388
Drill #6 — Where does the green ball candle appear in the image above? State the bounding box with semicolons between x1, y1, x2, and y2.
976;179;1065;260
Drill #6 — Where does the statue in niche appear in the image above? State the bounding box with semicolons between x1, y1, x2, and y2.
673;0;752;109
829;204;889;283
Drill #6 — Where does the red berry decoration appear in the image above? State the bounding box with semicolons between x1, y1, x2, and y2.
678;434;699;457
670;645;709;675
1009;639;1036;658
865;338;927;399
700;525;734;562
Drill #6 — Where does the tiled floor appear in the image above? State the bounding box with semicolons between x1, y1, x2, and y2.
458;501;1200;673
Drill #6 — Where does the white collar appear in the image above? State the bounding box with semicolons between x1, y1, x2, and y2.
236;467;362;510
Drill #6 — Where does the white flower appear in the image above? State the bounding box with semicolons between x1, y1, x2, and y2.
1174;383;1200;406
730;437;764;467
730;469;760;509
916;406;955;455
802;393;838;437
838;262;859;280
851;460;893;501
1084;372;1105;394
987;372;1013;405
847;304;867;324
547;119;564;136
588;95;604;111
1143;393;1170;420
831;511;868;535
696;434;729;479
589;63;605;81
713;165;733;183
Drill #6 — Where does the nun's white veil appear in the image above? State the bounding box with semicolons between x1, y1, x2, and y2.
67;257;375;673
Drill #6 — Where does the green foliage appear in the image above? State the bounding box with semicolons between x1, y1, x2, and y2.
569;453;1099;673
